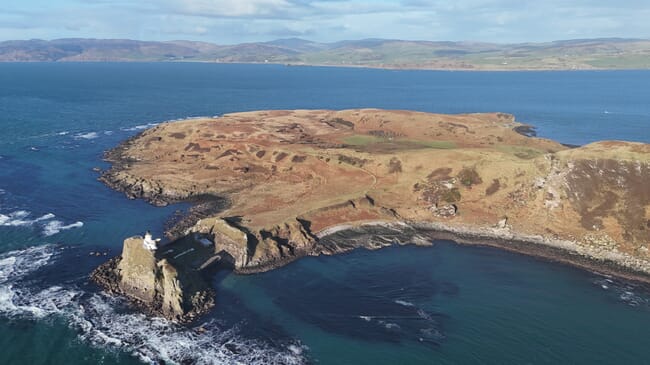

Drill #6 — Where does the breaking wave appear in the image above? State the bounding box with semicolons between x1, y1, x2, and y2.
0;245;61;318
74;132;99;140
0;211;55;227
0;245;306;365
73;297;307;365
0;210;83;236
121;122;159;132
42;220;84;236
394;299;415;307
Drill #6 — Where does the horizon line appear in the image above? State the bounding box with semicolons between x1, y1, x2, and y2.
2;36;649;47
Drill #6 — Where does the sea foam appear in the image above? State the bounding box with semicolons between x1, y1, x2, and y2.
0;210;83;236
0;245;60;318
394;299;415;307
42;220;84;236
0;211;56;227
74;132;99;140
593;276;650;307
121;122;159;132
0;245;307;365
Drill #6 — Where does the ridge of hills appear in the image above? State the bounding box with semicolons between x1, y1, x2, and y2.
3;37;650;70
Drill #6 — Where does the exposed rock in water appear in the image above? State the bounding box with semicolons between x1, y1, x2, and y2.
91;236;215;323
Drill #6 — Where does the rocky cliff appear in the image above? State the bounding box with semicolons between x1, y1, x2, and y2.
94;109;650;320
91;236;214;322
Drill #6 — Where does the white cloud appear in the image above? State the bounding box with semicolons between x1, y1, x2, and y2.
163;0;294;17
0;0;649;43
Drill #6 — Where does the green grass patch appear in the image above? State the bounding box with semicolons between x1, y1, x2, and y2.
410;140;457;149
586;55;650;69
342;135;385;146
343;135;456;150
497;145;544;159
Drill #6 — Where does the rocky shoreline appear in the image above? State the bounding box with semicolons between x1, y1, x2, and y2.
415;222;650;285
91;216;650;323
90;109;650;322
317;220;650;284
91;215;650;323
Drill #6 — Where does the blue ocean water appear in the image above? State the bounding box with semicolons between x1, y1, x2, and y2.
0;63;649;364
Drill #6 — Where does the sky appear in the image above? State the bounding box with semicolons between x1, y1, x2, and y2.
1;0;649;44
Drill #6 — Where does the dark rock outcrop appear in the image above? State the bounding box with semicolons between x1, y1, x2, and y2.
190;217;319;273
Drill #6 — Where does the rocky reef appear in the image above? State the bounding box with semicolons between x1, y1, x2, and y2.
93;109;650;321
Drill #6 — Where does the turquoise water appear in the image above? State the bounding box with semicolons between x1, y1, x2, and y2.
0;63;649;364
222;244;650;364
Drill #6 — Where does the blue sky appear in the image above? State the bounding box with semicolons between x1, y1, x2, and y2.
1;0;649;43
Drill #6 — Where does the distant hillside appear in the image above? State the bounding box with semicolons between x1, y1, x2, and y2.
2;37;650;70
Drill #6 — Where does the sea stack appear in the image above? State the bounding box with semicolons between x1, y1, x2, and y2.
92;235;215;322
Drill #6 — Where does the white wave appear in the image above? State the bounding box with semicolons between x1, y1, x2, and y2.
394;299;415;307
42;220;84;236
287;344;305;356
74;132;99;140
73;295;307;365
0;245;60;318
359;315;372;322
378;320;400;330
0;245;306;365
121;122;159;132
416;309;433;321
0;209;83;236
57;131;70;136
0;211;56;227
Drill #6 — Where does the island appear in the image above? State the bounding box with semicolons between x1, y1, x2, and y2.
91;109;650;322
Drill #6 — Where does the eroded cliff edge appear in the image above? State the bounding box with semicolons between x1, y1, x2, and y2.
93;109;650;320
91;235;215;322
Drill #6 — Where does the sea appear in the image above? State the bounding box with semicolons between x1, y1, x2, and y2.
0;63;649;364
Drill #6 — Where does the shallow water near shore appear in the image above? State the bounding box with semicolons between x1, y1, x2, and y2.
1;63;649;364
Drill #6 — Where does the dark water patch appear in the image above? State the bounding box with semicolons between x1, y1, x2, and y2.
0;158;43;198
253;250;450;347
28;245;115;288
456;244;537;287
214;287;310;361
592;274;650;309
272;278;447;346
